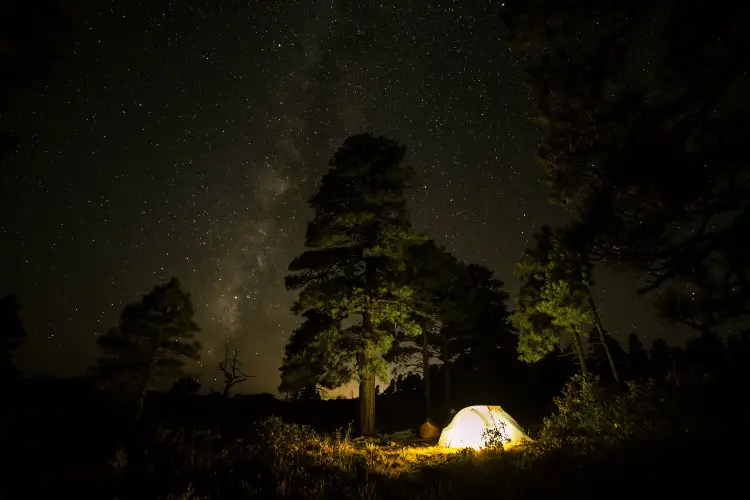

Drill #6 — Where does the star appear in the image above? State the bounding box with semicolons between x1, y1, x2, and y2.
2;0;678;395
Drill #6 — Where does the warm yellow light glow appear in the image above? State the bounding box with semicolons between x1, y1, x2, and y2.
438;405;529;450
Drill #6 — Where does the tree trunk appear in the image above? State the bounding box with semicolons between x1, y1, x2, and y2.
359;312;377;436
422;329;431;420
588;292;620;384
135;359;154;422
442;330;451;410
572;332;590;380
359;343;377;436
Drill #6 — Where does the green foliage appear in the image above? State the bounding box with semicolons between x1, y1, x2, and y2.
528;375;660;458
280;309;356;393
384;241;517;412
403;240;467;323
504;0;750;330
256;416;321;458
90;277;202;400
383;240;466;369
511;226;593;364
0;294;27;383
282;134;426;392
481;422;510;453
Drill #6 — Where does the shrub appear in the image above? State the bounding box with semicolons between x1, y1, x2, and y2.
527;375;661;458
481;422;510;452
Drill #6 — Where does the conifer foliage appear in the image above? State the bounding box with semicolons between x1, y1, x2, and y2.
503;0;750;331
511;226;594;378
91;277;201;420
282;134;424;435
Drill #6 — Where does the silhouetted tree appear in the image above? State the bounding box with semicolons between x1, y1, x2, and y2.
626;333;650;380
648;339;680;381
283;134;425;436
684;331;727;377
504;0;750;331
383;375;402;396
279;309;348;393
170;376;201;395
385;240;467;419
586;328;626;384
0;294;26;385
447;264;518;406
290;384;322;402
217;339;254;397
90;278;202;421
726;330;750;368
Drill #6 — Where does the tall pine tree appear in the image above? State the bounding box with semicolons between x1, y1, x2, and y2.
283;134;424;436
384;240;467;419
91;278;201;421
448;264;518;404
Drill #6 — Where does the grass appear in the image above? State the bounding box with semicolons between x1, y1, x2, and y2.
7;374;743;499
112;417;738;500
106;417;524;500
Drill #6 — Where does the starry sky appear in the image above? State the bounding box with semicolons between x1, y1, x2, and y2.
1;0;680;396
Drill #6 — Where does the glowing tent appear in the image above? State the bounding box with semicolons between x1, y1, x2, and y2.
438;405;529;449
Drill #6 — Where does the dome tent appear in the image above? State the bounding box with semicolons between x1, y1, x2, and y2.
438;405;529;449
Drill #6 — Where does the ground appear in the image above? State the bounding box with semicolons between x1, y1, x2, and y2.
141;419;523;499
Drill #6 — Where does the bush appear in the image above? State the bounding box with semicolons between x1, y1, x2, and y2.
527;375;661;458
481;422;510;452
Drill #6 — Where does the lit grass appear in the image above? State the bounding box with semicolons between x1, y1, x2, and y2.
146;417;514;499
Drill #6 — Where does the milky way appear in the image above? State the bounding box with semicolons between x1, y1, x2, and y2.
1;0;679;395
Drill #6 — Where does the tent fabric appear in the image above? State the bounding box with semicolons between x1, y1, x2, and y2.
438;405;529;449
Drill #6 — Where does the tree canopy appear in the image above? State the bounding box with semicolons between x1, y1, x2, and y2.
90;277;201;418
504;0;750;331
282;133;425;435
511;225;593;376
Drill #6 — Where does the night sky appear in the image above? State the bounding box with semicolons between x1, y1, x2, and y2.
1;0;680;396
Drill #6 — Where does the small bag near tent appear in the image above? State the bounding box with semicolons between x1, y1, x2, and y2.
438;405;529;449
419;418;441;439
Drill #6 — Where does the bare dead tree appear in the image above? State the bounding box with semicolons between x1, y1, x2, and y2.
217;340;254;397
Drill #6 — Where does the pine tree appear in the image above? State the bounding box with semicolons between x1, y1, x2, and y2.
91;278;201;420
504;0;750;330
290;385;323;402
585;327;625;384
511;227;586;376
512;225;620;382
169;376;201;395
384;240;469;419
626;333;649;380
448;264;518;403
283;134;424;436
279;309;351;394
